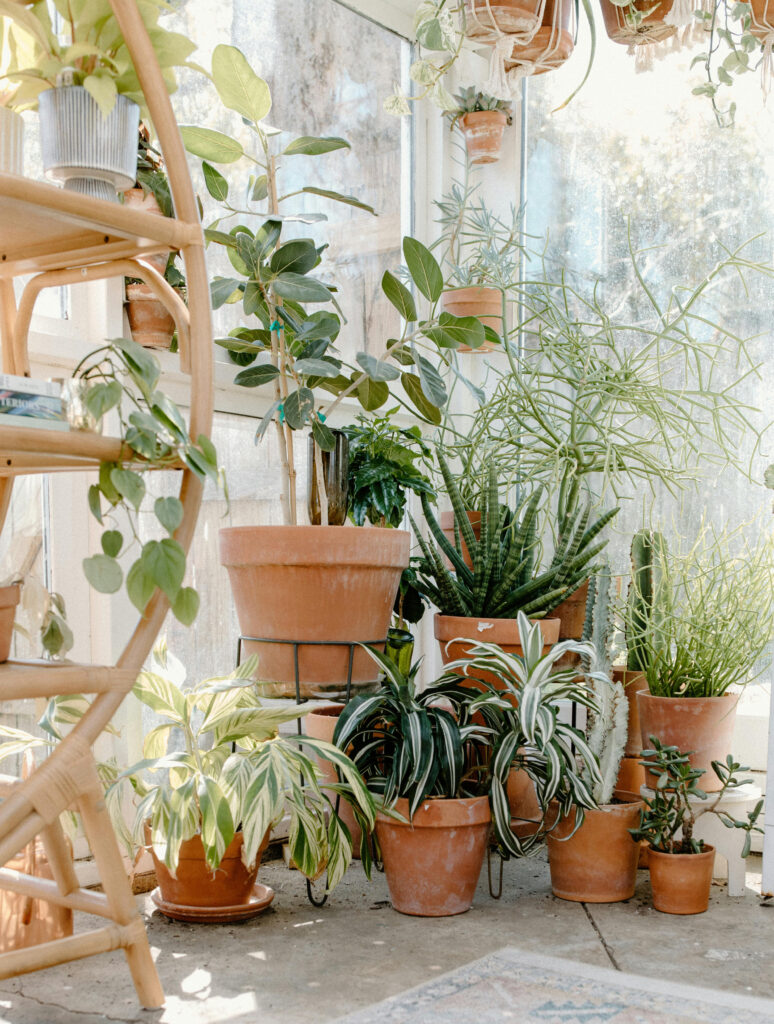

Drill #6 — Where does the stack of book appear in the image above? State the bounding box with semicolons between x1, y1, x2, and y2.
0;375;66;431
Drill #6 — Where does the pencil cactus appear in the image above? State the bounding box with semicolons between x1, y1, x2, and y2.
581;566;628;806
626;529;668;672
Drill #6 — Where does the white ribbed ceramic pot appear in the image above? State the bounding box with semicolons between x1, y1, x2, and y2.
0;108;24;176
39;87;139;202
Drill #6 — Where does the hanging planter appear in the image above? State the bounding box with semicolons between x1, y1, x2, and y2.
0;108;23;176
505;0;576;76
458;109;509;164
599;0;677;44
39;86;139;203
464;0;545;40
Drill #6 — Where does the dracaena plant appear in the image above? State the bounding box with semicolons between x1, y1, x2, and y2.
0;0;198;116
334;614;602;857
111;644;377;887
74;337;223;626
411;454;618;620
180;45;486;526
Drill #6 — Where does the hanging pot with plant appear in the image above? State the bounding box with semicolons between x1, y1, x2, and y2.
449;88;513;165
598;0;677;44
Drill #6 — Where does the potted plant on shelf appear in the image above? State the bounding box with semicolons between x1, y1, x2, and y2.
333;615;602;916
181;45;480;698
411;454;617;668
546;568;644;903
628;524;774;788
630;739;763;914
109;645;376;921
2;0;197;200
448;87;512;165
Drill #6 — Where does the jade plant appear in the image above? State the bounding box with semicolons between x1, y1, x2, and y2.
0;0;198;115
181;45;484;526
410;454;618;620
74;336;222;626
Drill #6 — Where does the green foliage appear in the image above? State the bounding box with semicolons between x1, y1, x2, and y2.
410;453;618;619
1;0;198;116
630;738;764;855
342;411;435;528
113;644;377;885
625;524;774;697
335;614;602;858
690;0;764;127
451;87;513;120
128;127;185;291
74;337;223;626
626;530;668;673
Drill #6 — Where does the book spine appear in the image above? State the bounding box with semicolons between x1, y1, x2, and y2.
0;393;64;419
0;374;61;399
0;412;70;432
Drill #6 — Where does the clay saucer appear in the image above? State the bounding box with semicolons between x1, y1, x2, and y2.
150;883;275;923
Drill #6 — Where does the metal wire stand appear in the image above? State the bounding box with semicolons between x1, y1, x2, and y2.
235;634;385;907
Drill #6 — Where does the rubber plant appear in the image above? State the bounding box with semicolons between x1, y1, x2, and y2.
74;336;223;626
180;45;485;526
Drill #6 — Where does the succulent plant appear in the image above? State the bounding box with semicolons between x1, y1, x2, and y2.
626;529;668;672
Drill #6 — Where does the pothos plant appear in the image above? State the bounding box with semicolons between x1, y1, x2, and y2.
180;44;487;526
75;336;223;626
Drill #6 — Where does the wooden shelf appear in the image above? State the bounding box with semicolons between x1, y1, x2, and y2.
0;174;201;279
0;660;138;701
0;424;183;476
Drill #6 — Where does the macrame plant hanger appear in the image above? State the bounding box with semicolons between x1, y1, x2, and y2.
465;0;549;97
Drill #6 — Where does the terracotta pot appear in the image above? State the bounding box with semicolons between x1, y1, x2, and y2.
304;704;363;858
126;283;177;349
599;0;676;44
637;692;738;791
148;828;269;913
507;764;545;838
435;612;560;666
0;584;20;663
464;0;543;39
749;0;774;37
0;836;73;953
123;188;167;274
506;0;574;75
376;796;490;916
440;509;480;570
546;790;643;903
219;526;409;699
459;110;508;166
612;667;646;757
648;845;715;915
615;755;646;794
552;580;589;641
442;287;502;349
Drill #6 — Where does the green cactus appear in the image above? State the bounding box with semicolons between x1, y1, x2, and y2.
581;565;628;805
627;530;668;672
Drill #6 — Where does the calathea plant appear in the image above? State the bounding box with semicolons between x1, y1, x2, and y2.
74;337;223;625
180;45;486;526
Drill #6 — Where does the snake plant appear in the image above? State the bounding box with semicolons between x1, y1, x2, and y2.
410;455;618;619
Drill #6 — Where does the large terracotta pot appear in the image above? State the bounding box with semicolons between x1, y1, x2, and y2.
440;509;480;570
220;526;409;699
376;796;490;916
599;0;676;44
749;0;774;36
648;845;715;915
612;667;646;756
442;287;502;349
126;283;177;349
0;584;21;663
637;692;738;791
149;829;269;912
464;0;543;39
506;0;574;76
459;110;508;166
304;704;363;858
546;791;643;903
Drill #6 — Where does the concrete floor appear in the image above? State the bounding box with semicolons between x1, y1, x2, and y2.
1;852;773;1024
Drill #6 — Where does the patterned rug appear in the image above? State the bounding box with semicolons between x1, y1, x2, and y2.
333;947;774;1024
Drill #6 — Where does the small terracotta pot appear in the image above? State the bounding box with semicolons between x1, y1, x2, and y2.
442;287;502;349
506;0;574;75
122;188;167;274
0;835;73;953
440;509;480;570
304;704;363;858
220;526;409;699
615;755;646;794
546;791;643;903
148;829;269;914
507;764;545;837
126;283;176;349
376;796;490;916
599;0;676;44
612;667;646;757
648;845;715;915
637;691;738;791
749;0;774;37
464;0;542;39
459;110;508;166
552;580;589;641
0;584;21;663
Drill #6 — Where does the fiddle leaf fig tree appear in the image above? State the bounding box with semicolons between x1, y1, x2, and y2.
181;45;482;526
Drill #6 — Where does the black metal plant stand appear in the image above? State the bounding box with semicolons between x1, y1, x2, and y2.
235;634;385;907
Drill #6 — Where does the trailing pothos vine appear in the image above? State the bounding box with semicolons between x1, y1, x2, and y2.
76;336;223;626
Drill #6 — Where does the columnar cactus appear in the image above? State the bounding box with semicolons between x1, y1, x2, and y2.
627;529;668;672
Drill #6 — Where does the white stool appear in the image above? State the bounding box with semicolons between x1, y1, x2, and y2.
640;783;762;896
